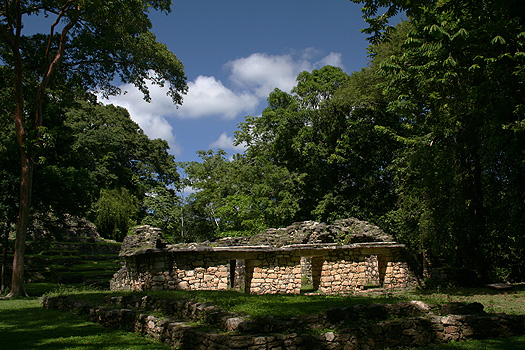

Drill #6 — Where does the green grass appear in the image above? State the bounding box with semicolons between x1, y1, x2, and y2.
57;285;525;349
389;337;525;350
0;297;170;350
408;287;525;315
2;283;524;349
62;288;405;318
61;285;525;319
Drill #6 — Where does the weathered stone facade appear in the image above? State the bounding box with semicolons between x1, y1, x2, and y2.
111;220;419;294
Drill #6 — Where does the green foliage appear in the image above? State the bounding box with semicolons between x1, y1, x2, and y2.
1;0;187;105
91;188;138;241
140;186;182;242
2;0;187;295
65;102;179;191
182;150;303;240
353;0;525;281
0;96;181;239
0;68;19;226
236;64;401;225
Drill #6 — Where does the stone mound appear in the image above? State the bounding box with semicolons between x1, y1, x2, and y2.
119;225;168;256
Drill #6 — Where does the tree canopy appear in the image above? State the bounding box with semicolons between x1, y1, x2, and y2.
351;0;525;281
1;0;523;294
1;0;187;297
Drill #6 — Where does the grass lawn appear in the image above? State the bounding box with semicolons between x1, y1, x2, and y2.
57;285;525;349
1;283;524;349
58;285;525;318
0;297;169;350
394;336;525;350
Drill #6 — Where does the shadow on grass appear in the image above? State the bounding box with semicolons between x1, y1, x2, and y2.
0;298;168;350
60;288;408;318
92;289;408;318
413;284;525;297
419;335;525;350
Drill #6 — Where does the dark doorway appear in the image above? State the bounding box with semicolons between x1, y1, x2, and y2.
229;260;236;288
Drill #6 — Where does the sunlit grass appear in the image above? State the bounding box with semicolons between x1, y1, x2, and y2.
0;297;169;350
58;284;525;318
2;283;523;350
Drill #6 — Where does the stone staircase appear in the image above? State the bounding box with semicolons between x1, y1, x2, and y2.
22;239;122;288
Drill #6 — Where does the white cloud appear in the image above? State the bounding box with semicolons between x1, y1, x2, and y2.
315;52;345;70
100;83;182;156
226;51;345;99
180;185;197;197
99;50;344;158
227;53;311;98
210;132;246;152
178;76;258;120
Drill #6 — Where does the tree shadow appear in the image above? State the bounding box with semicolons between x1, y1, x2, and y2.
0;299;168;350
414;284;525;297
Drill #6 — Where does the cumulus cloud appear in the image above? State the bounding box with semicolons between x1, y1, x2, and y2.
315;52;345;70
226;50;345;98
179;76;258;119
227;53;310;98
210;132;246;152
100;50;344;157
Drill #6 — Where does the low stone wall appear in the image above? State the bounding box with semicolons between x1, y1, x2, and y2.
42;295;525;350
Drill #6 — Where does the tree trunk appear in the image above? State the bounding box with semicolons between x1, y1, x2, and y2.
7;151;32;297
471;150;487;281
6;24;29;297
1;223;9;293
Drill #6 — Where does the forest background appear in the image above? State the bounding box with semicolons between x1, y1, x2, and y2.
1;0;524;296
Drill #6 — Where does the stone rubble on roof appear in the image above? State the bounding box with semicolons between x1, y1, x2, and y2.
172;218;395;250
120;218;395;256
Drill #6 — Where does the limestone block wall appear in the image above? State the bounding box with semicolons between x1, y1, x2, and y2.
380;248;419;290
163;252;230;291
247;252;302;294
111;251;230;292
316;250;371;293
111;246;418;294
314;247;418;293
44;295;525;349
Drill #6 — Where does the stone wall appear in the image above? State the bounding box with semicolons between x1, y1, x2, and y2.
42;295;525;350
247;252;302;294
111;224;419;295
111;251;231;292
112;250;303;294
112;246;417;294
317;252;377;293
311;247;417;294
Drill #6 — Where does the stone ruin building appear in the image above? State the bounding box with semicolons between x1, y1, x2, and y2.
110;219;419;294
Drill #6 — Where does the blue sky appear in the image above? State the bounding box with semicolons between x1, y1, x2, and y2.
102;0;375;163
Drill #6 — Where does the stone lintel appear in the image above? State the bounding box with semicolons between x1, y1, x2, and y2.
123;242;405;257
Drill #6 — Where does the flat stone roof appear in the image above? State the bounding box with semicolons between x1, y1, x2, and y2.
120;219;402;257
125;242;405;257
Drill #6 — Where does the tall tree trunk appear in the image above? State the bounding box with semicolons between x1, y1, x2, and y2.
4;4;75;297
6;27;29;297
1;223;9;293
8;152;32;297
